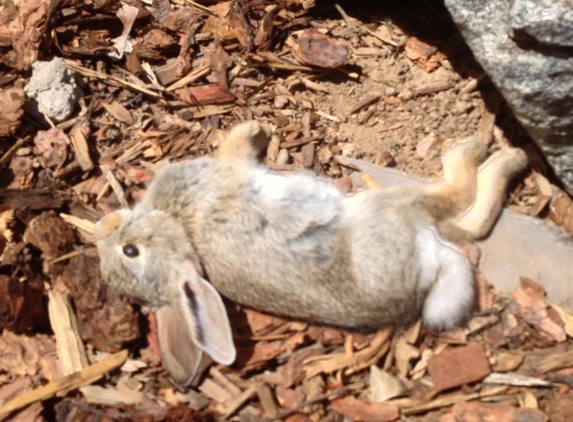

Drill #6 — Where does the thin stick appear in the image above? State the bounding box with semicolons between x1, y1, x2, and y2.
65;60;164;101
401;386;508;415
0;136;29;169
0;350;128;416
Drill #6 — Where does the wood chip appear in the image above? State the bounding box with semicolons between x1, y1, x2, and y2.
511;278;567;342
292;28;351;68
304;329;392;378
482;372;552;387
348;95;381;115
221;383;258;419
537;349;573;373
427;343;491;392
256;383;278;418
48;291;89;375
444;401;548;422
0;86;25;136
68;125;94;171
332;395;399;422
59;213;95;239
79;385;143;405
166;64;211;91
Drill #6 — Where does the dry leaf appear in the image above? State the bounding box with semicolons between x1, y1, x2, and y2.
548;185;573;235
369;365;406;402
510;278;567;342
102;101;134;125
394;335;420;377
551;304;573;337
109;4;139;59
33;128;70;170
415;133;438;158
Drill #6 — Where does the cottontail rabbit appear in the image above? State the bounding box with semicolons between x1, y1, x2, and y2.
94;121;527;385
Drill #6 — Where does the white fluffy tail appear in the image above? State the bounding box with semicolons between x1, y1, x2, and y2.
416;228;475;329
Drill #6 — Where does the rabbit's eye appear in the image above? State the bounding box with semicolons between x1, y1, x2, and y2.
122;244;140;258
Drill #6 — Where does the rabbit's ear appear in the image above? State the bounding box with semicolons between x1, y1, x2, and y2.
178;275;236;365
156;304;207;386
155;270;236;385
93;209;130;241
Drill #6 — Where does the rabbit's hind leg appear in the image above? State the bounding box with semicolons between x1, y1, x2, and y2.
359;172;382;190
413;134;486;225
438;135;488;211
216;121;272;162
452;146;528;240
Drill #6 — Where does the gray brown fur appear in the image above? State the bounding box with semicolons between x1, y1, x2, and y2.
94;121;528;384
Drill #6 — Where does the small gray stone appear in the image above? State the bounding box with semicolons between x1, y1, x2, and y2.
24;57;84;123
445;0;573;195
383;86;397;97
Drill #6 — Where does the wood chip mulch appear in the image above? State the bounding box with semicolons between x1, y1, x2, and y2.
0;0;572;421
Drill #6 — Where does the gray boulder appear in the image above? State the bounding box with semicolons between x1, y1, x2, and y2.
445;0;573;194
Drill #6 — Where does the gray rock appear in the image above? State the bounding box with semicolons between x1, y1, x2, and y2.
445;0;573;194
24;57;84;123
510;0;573;47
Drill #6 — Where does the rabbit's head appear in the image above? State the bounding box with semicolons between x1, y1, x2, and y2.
94;207;236;385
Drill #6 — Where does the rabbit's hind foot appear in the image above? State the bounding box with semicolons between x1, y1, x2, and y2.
217;121;272;162
359;172;382;190
452;146;528;240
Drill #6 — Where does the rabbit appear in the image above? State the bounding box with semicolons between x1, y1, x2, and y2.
94;121;528;385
